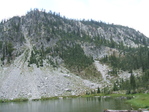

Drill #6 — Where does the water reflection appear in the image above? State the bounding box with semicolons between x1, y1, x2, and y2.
0;97;131;112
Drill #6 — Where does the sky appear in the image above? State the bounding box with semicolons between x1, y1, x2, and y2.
0;0;149;37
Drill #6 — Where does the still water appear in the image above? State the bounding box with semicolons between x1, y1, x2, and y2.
0;97;131;112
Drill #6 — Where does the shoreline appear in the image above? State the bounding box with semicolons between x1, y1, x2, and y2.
0;93;149;109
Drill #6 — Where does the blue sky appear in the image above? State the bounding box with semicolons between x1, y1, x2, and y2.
0;0;149;37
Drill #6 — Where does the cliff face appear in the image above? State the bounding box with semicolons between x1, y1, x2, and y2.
0;9;148;100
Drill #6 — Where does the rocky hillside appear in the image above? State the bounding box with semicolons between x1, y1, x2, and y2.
0;9;149;100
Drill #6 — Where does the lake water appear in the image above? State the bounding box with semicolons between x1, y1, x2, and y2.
0;96;131;112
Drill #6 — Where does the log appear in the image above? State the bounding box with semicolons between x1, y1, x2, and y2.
104;110;142;112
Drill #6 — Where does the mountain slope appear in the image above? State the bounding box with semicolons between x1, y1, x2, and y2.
0;9;149;100
0;34;101;99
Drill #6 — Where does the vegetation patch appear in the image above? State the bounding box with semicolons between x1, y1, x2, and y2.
79;64;102;81
60;44;93;73
101;46;149;72
127;94;149;108
0;98;28;103
40;96;59;101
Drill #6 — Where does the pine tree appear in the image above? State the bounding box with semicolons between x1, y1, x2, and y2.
130;73;136;90
97;87;100;93
113;82;119;91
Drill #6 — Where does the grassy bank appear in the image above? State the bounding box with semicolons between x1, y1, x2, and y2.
103;93;149;109
0;98;28;103
0;95;80;103
83;93;149;109
126;93;149;108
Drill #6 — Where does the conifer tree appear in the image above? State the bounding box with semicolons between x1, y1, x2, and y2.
130;73;136;90
97;87;100;93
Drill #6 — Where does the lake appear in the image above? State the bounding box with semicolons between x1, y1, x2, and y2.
0;96;131;112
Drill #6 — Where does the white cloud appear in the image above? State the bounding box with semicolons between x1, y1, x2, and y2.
0;0;37;20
